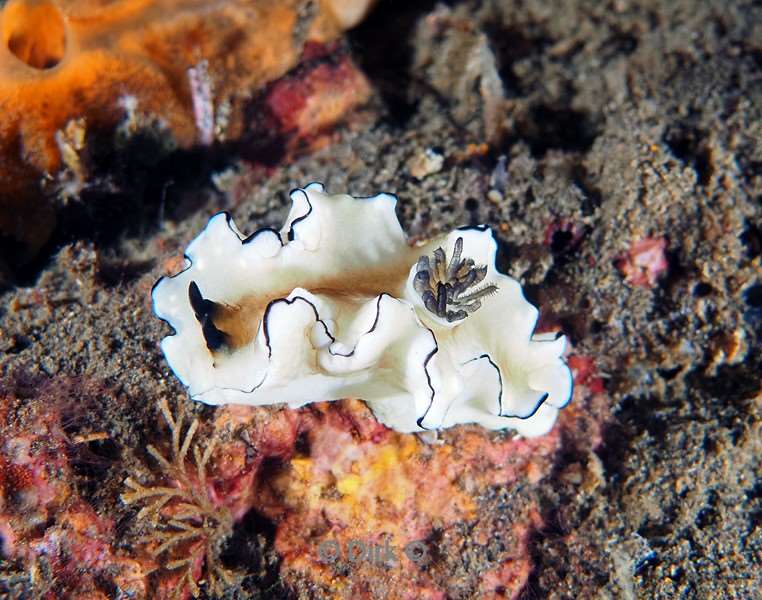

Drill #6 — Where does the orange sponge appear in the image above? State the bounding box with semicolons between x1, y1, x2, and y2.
0;0;373;262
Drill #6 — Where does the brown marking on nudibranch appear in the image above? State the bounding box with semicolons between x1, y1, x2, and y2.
191;249;419;353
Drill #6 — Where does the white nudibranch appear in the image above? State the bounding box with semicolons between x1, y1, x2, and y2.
152;183;573;437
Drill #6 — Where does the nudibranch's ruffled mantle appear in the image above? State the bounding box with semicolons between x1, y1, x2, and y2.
152;183;572;436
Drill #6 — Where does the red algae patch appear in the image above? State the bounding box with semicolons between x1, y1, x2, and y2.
263;45;373;151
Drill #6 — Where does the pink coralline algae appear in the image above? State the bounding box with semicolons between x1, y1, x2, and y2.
234;399;558;597
0;376;150;598
191;379;607;599
112;340;608;598
478;512;541;600
615;237;669;287
567;355;605;395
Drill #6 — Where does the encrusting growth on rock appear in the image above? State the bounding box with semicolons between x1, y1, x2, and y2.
122;398;237;599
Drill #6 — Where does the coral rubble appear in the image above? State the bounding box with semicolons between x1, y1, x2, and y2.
190;367;605;599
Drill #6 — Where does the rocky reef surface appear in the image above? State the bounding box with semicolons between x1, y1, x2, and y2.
0;0;759;598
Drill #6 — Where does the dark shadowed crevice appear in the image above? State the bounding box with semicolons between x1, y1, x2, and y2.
740;221;761;259
745;284;762;308
516;104;599;156
571;163;604;215
220;507;294;599
483;22;553;96
664;122;714;186
347;0;439;126
9;134;235;287
95;258;156;288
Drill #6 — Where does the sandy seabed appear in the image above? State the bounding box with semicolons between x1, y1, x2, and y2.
1;1;760;598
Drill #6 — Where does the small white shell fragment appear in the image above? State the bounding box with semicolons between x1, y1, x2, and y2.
407;147;445;179
152;184;572;436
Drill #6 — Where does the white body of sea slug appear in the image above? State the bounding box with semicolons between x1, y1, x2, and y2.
152;183;573;437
